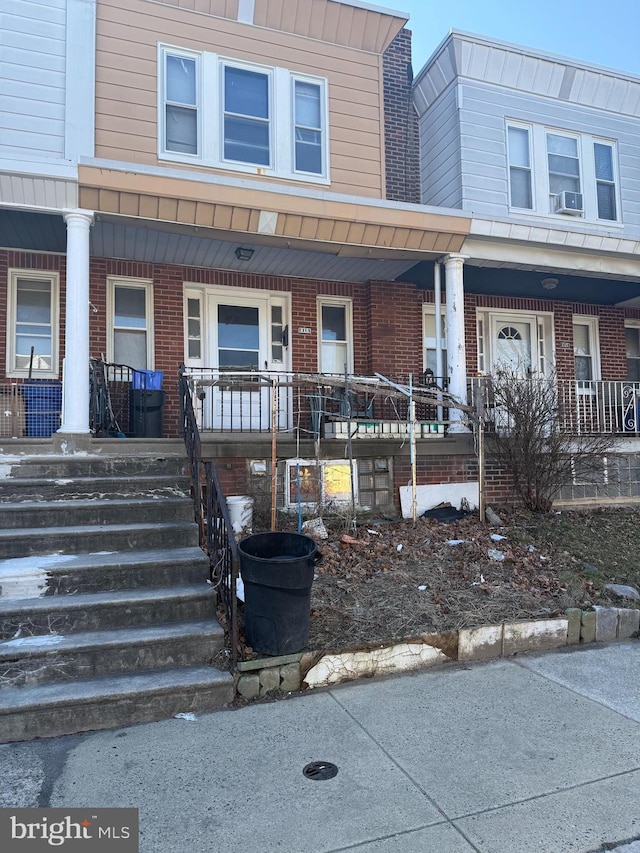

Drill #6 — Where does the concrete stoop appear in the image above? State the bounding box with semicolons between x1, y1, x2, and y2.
235;607;640;698
0;451;233;743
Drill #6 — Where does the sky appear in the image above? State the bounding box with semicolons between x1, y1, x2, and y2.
376;0;640;80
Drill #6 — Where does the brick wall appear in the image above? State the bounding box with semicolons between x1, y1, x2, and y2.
382;28;420;204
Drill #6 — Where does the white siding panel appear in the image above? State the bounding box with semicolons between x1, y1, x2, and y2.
419;84;462;208
0;173;76;209
0;0;67;162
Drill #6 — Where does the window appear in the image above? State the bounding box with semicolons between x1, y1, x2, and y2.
6;270;59;378
547;133;580;196
423;305;446;379
626;323;640;381
573;317;600;383
184;292;203;364
286;459;354;507
318;299;352;374
507;125;532;209
108;278;154;370
163;51;199;155
594;142;617;221
294;79;323;175
223;65;270;166
505;122;619;222
158;45;329;182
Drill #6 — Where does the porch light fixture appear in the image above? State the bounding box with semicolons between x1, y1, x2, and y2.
541;277;558;290
234;246;254;261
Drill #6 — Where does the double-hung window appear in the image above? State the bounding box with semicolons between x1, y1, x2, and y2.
6;270;59;378
223;65;270;167
163;51;199;155
626;323;640;381
506;122;619;222
318;298;352;374
573;317;600;385
507;125;532;209
159;45;329;182
108;278;154;371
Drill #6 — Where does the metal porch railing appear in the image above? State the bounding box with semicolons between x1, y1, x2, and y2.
469;377;640;435
179;368;239;667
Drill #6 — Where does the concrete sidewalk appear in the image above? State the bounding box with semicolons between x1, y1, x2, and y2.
2;643;640;852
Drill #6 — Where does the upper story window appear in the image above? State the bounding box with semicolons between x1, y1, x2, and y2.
159;45;329;183
506;122;619;223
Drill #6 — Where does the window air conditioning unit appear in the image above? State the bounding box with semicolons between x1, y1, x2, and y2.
554;190;584;215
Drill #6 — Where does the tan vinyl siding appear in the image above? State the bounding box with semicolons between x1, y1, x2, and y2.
95;0;388;197
153;0;239;18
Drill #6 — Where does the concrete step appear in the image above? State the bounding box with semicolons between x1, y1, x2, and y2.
0;664;234;742
16;546;211;595
0;454;187;480
0;521;200;558
0;474;190;502
0;584;215;639
0;496;195;529
0;619;225;686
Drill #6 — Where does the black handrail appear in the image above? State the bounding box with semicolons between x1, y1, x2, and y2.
179;365;239;667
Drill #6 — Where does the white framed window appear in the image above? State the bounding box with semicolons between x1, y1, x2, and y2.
507;124;533;209
6;269;59;378
184;289;204;367
317;298;353;374
573;316;600;383
422;304;447;379
505;121;619;223
625;321;640;381
158;45;329;182
107;278;154;370
222;62;271;167
161;49;200;156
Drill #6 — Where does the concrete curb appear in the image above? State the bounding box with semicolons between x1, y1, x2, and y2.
234;606;639;697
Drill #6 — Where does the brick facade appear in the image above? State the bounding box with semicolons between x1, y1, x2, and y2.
383;29;420;204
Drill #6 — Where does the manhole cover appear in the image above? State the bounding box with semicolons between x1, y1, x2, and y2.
302;761;339;781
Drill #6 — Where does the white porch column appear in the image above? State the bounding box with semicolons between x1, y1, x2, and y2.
444;253;469;432
59;209;94;434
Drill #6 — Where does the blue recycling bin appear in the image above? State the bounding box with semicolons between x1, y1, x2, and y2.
23;381;62;437
132;370;163;390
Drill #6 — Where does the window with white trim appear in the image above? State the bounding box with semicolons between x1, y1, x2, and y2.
6;270;59;378
573;316;600;382
318;298;352;374
159;45;329;182
625;322;640;381
422;304;447;379
506;122;619;222
108;278;154;370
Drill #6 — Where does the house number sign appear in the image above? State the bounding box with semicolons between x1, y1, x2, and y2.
298;327;312;334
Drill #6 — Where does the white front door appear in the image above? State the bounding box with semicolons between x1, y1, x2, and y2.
491;316;536;376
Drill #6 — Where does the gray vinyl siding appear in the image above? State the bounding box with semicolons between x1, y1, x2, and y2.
418;83;463;208
0;0;67;161
453;79;640;236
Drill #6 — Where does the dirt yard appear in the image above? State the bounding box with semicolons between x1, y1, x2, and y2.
236;505;640;659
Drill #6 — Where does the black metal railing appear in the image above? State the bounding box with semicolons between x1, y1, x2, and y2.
179;366;239;667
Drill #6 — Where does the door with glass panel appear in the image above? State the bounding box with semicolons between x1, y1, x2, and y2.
207;293;293;431
491;317;536;377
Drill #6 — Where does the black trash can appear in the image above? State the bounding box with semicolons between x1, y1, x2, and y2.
129;389;165;438
238;532;318;656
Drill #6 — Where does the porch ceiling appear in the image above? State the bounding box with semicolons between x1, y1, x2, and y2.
401;260;640;305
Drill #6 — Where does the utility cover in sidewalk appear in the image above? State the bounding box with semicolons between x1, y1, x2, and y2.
303;761;339;781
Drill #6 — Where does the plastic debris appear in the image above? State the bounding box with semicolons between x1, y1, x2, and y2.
341;534;361;546
236;576;245;602
302;518;329;540
174;712;198;722
418;585;427;591
488;548;505;561
367;529;381;536
396;544;403;552
490;533;506;541
526;545;537;552
446;539;467;546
